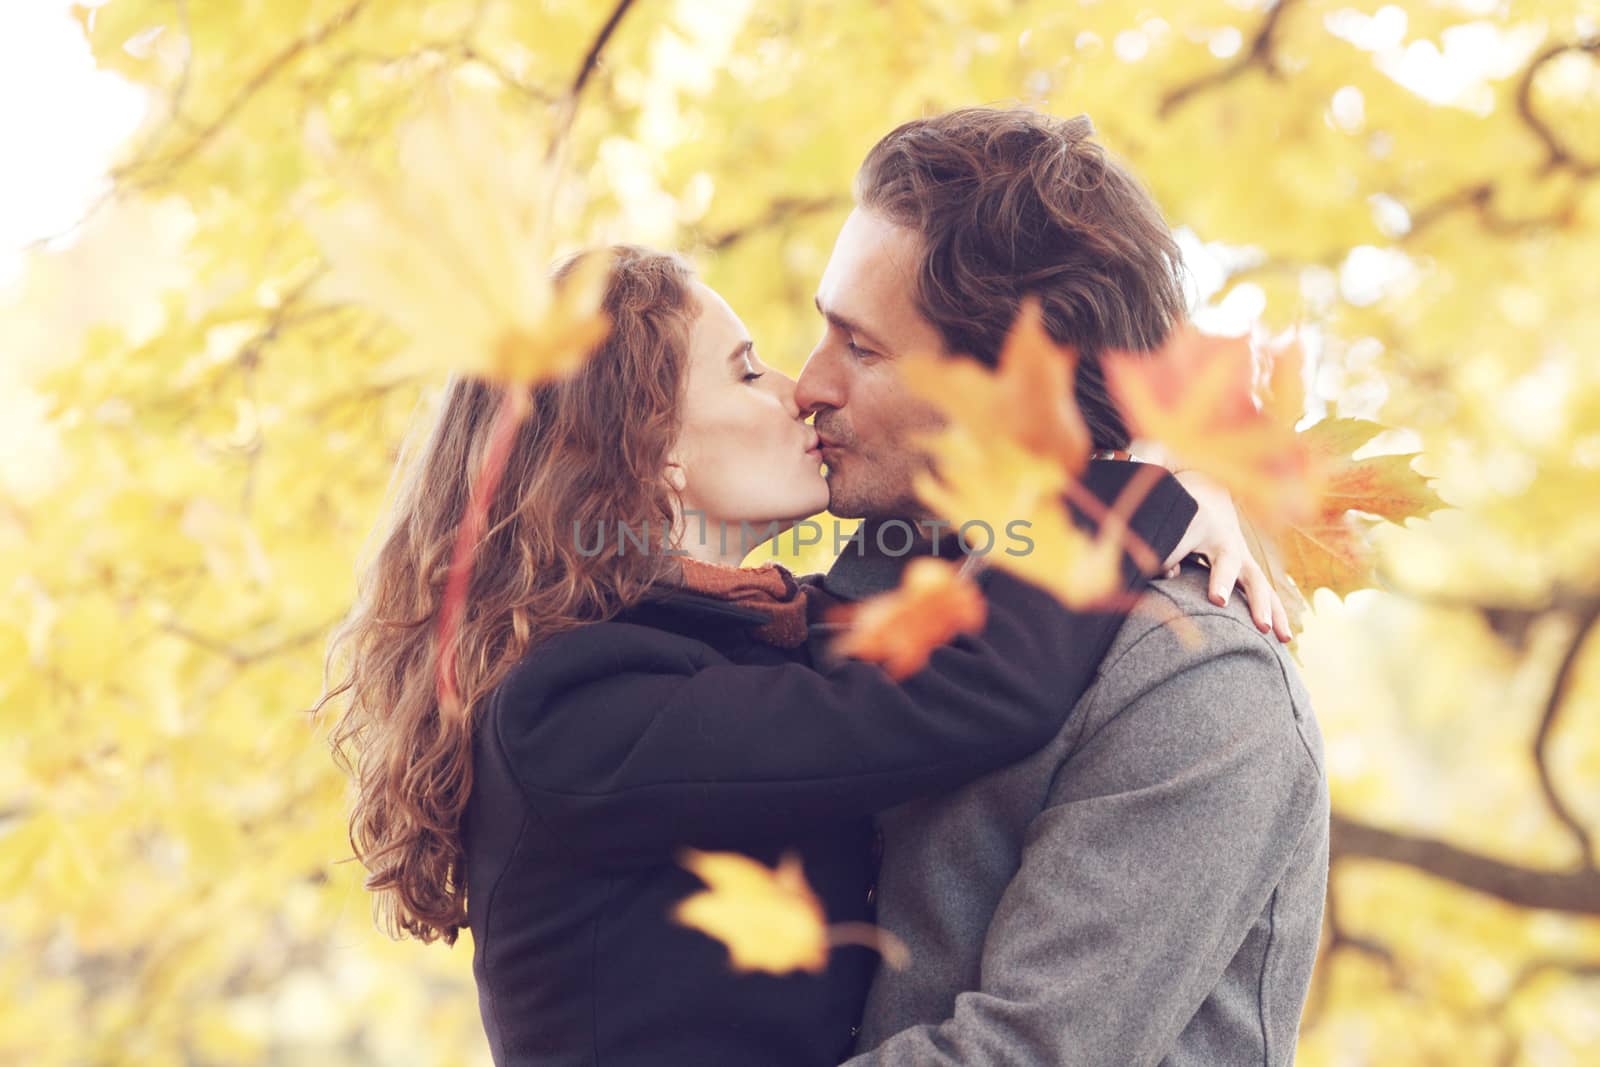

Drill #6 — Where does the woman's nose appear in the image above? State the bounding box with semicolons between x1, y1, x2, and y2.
772;370;801;418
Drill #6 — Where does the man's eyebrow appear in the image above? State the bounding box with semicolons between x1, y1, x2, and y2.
813;296;890;352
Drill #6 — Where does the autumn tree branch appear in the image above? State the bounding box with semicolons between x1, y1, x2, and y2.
116;0;374;190
1532;601;1600;867
1507;955;1600;996
570;0;640;101
1367;574;1600;866
1515;37;1600;176
1165;31;1600;254
1406;37;1600;238
1301;865;1405;1033
701;195;849;251
1158;0;1300;118
1371;36;1600;247
21;0;373;256
1330;813;1600;915
305;41;556;104
158;616;343;666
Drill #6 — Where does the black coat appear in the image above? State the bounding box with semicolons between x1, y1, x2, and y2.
463;463;1197;1066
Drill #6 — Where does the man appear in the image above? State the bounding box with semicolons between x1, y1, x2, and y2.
793;107;1329;1065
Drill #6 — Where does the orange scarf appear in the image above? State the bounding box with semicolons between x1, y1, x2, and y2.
672;556;810;648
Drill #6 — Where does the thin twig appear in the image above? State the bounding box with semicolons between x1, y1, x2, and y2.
1532;602;1600;867
1159;0;1299;118
569;0;640;102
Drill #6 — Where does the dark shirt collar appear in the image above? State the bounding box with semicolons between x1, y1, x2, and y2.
820;517;967;603
619;587;770;630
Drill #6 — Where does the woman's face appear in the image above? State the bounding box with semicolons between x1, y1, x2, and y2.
667;283;829;553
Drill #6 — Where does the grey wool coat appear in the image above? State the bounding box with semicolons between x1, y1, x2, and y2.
810;534;1330;1067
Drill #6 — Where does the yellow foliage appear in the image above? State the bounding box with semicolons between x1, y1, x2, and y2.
5;0;1599;1063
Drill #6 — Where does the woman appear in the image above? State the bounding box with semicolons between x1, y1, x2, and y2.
317;246;1280;1066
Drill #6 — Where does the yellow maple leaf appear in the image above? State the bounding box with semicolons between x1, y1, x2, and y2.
672;849;830;975
898;296;1092;474
829;557;987;680
909;427;1150;610
910;425;1071;538
892;301;1190;616
303;83;610;385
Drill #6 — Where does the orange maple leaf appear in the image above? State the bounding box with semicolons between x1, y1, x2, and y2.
828;557;987;680
1103;326;1318;530
1277;418;1445;598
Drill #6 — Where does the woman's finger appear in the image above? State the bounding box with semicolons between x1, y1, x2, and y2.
1271;590;1292;643
1237;558;1274;633
1208;551;1243;607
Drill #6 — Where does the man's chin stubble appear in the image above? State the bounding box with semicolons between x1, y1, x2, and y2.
825;477;922;523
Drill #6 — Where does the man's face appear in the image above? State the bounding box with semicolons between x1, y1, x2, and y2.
795;207;953;520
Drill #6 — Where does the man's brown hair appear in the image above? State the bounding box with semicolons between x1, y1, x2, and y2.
855;106;1186;449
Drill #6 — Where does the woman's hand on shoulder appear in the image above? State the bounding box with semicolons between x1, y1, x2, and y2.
1163;469;1292;643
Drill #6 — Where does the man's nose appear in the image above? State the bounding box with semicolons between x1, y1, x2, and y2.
794;346;842;417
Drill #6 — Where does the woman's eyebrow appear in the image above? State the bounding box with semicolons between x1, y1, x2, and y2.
726;340;754;364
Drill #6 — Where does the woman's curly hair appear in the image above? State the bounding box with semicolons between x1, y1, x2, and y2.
310;246;699;943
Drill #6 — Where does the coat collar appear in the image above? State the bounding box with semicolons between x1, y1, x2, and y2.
616;586;772;632
819;517;966;603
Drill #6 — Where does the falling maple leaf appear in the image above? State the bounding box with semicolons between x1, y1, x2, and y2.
672;849;831;975
898;296;1092;474
301;84;619;717
1257;327;1309;433
672;850;911;976
829;556;988;680
1103;326;1318;530
906;427;1168;611
888;296;1177;618
303;83;611;386
1276;417;1446;598
1106;321;1445;618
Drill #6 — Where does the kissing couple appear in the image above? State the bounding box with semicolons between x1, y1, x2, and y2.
326;105;1329;1067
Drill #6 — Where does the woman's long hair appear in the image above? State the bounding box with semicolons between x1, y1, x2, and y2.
311;246;699;944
